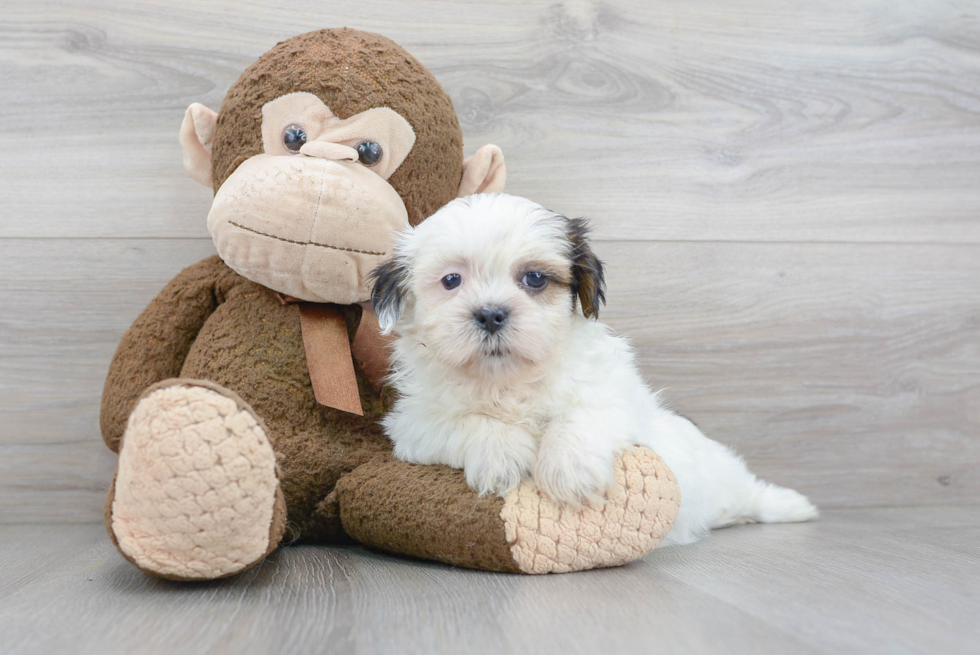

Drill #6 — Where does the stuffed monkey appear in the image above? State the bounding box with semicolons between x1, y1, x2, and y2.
101;28;680;580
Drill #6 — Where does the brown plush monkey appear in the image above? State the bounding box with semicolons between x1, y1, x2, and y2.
100;28;680;580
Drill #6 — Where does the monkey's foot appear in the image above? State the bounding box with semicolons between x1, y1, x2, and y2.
106;380;286;581
335;446;680;574
500;447;679;573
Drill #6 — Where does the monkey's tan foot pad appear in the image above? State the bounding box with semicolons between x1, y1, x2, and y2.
335;446;680;574
106;380;286;581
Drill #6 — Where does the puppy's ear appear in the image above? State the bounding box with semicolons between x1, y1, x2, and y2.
370;257;411;333
566;218;606;319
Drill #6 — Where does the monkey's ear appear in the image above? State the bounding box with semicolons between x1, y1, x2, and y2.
458;145;506;197
179;103;219;187
370;257;412;334
566;218;607;319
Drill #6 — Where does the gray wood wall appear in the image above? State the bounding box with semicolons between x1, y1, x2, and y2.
2;0;978;523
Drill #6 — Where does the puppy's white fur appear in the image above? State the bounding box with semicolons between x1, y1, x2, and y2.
373;193;817;545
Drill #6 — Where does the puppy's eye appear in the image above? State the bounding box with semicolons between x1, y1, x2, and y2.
283;125;307;152
356;140;383;166
441;273;462;290
522;271;548;290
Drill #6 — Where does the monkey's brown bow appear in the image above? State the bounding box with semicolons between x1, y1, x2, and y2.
277;293;391;415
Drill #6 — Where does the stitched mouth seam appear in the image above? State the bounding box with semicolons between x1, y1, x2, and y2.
228;221;386;256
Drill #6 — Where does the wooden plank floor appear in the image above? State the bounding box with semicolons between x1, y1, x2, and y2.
1;2;978;651
2;0;979;522
1;508;977;655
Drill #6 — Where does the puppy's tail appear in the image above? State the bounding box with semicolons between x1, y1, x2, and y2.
744;480;819;524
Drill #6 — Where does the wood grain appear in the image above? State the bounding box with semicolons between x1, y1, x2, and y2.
1;1;979;242
1;0;978;522
1;238;977;521
0;238;218;522
1;509;978;654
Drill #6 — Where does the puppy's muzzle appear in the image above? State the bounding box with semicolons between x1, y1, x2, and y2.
474;306;510;335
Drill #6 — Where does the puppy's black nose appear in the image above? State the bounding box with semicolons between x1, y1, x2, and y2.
474;307;509;334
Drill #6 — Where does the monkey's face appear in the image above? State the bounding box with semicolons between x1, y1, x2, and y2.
179;29;506;305
207;92;416;304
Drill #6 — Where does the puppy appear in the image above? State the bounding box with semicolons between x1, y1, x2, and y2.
371;193;817;545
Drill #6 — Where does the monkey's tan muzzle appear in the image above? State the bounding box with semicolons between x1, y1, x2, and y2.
208;154;409;304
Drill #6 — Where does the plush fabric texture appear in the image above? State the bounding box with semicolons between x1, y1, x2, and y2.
261;94;416;180
335;455;522;572
207;152;408;303
102;256;384;540
101;28;682;578
350;303;392;392
501;446;680;574
180;103;218;186
335;447;680;574
102;255;682;574
107;380;286;581
458;144;507;196
101;256;231;453
210;28;463;226
114;256;397;539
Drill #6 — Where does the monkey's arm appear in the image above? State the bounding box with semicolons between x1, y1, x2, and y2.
334;448;681;574
100;255;233;452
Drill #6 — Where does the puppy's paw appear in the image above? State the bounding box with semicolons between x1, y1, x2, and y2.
465;457;527;498
463;424;535;497
534;438;618;507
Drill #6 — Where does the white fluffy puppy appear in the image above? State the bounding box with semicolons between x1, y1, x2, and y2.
371;193;817;545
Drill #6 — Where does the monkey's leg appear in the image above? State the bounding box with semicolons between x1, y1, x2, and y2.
105;379;286;581
333;447;681;574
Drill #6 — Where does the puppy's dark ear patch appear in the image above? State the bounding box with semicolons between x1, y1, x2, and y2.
566;217;606;319
370;257;410;332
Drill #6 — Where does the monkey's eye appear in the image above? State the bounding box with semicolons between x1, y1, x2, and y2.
356;141;383;166
522;271;548;290
282;125;307;152
441;273;462;290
